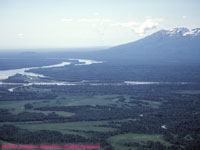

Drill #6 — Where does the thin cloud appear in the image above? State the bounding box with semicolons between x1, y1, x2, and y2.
135;19;160;36
61;18;73;22
111;18;163;36
93;12;100;16
182;16;187;19
60;17;163;36
78;18;111;23
17;33;24;39
111;22;138;27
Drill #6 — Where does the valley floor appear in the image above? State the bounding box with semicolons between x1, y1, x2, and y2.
0;82;200;150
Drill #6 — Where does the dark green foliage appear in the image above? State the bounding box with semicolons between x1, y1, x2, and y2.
35;104;150;121
0;125;87;144
0;90;57;101
28;64;200;82
24;103;33;110
0;111;65;122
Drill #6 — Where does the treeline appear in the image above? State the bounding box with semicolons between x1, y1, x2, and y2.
38;83;200;100
35;105;151;121
28;64;200;82
0;125;115;150
1;83;200;102
0;125;87;144
0;109;65;122
0;90;56;101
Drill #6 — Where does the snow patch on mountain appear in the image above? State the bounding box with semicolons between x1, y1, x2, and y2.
183;28;200;37
167;28;189;36
164;28;200;37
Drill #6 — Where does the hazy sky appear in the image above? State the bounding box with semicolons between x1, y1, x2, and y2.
0;0;200;50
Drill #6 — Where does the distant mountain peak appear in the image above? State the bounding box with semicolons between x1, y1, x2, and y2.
104;27;200;63
155;27;200;38
183;28;200;37
166;27;189;36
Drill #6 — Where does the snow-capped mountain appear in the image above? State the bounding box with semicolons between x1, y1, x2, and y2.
163;28;190;36
154;28;200;38
183;28;200;37
99;28;200;64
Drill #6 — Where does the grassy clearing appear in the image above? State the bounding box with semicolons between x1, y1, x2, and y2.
0;139;15;145
141;100;161;109
0;100;74;117
0;100;35;114
0;140;100;150
127;97;162;109
107;133;171;150
28;110;74;117
0;94;124;115
0;120;116;138
176;90;200;95
53;95;120;107
16;121;116;133
0;119;138;140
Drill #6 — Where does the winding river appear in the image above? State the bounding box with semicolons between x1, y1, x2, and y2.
0;59;103;80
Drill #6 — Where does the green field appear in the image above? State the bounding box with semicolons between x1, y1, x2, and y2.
0;100;74;117
107;133;171;150
12;120;115;133
0;91;163;141
176;90;200;95
0;93;161;116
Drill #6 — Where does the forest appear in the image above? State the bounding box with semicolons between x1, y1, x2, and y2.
0;82;200;150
